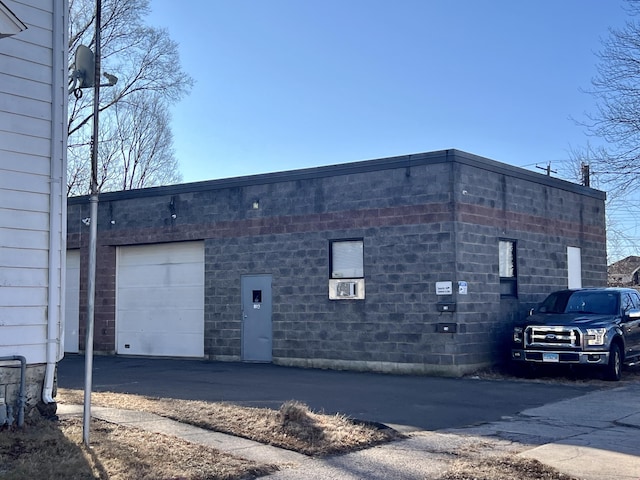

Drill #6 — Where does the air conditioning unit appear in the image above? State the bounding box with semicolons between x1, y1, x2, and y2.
337;281;357;298
329;278;365;300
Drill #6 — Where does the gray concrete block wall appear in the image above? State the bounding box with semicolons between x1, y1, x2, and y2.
67;150;607;375
203;219;462;367
451;161;607;367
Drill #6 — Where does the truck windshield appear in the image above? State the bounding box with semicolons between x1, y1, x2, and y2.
540;291;619;315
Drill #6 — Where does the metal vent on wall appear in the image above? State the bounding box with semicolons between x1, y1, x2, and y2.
329;278;365;300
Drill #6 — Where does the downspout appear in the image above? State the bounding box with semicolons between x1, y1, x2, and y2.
0;356;26;428
449;150;461;374
43;0;69;404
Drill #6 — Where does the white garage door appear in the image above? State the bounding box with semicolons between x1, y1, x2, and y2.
116;242;204;357
64;250;80;353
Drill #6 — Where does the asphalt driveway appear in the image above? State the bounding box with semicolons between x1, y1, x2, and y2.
57;354;598;431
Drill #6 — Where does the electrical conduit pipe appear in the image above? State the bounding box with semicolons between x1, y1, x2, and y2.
42;0;68;406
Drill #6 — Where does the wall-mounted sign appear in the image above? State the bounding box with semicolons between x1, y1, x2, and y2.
435;281;453;295
458;281;468;295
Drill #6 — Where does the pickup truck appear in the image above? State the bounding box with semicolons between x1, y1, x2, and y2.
511;288;640;381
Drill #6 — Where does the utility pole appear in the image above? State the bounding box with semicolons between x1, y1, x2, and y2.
83;0;102;447
536;162;557;176
581;163;591;187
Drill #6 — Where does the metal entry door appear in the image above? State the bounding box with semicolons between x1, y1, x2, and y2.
241;274;273;362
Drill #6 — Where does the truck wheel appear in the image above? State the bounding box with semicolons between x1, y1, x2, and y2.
605;343;622;381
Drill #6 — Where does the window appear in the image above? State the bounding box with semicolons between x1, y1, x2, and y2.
631;291;640;309
567;246;582;288
329;239;365;300
565;291;618;315
330;239;364;279
622;291;640;314
499;239;517;297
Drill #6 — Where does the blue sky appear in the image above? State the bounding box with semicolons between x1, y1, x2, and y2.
147;0;629;184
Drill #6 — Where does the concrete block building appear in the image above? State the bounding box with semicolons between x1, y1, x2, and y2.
66;149;607;376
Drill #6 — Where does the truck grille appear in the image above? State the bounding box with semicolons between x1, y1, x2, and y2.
525;326;580;348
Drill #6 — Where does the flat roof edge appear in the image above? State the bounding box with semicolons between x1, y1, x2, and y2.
68;149;605;204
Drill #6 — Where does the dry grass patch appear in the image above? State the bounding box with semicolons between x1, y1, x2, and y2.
0;416;275;480
57;389;400;456
440;456;579;480
4;390;586;480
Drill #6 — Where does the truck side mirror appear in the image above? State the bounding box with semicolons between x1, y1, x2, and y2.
627;308;640;319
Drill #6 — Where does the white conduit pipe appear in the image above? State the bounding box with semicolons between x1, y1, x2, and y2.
43;0;68;405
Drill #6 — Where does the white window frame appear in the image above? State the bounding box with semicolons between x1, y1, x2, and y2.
567;246;582;289
499;239;517;297
330;239;364;279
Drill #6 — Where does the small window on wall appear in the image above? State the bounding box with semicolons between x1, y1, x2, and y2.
330;239;364;278
499;239;517;297
567;246;582;289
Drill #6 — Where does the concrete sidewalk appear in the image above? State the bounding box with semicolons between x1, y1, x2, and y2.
449;384;640;480
56;404;521;479
58;384;640;479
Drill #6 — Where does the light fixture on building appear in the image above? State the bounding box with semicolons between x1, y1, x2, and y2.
169;196;177;219
252;200;260;209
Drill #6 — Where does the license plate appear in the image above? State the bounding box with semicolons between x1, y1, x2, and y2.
542;353;559;363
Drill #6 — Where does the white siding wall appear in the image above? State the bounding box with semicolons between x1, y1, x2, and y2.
0;0;66;364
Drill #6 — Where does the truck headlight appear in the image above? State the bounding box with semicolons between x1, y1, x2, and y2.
586;328;606;346
513;327;523;343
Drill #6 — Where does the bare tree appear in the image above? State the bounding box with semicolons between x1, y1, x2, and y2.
99;93;182;191
68;0;193;195
579;0;640;194
568;145;639;264
571;0;640;262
